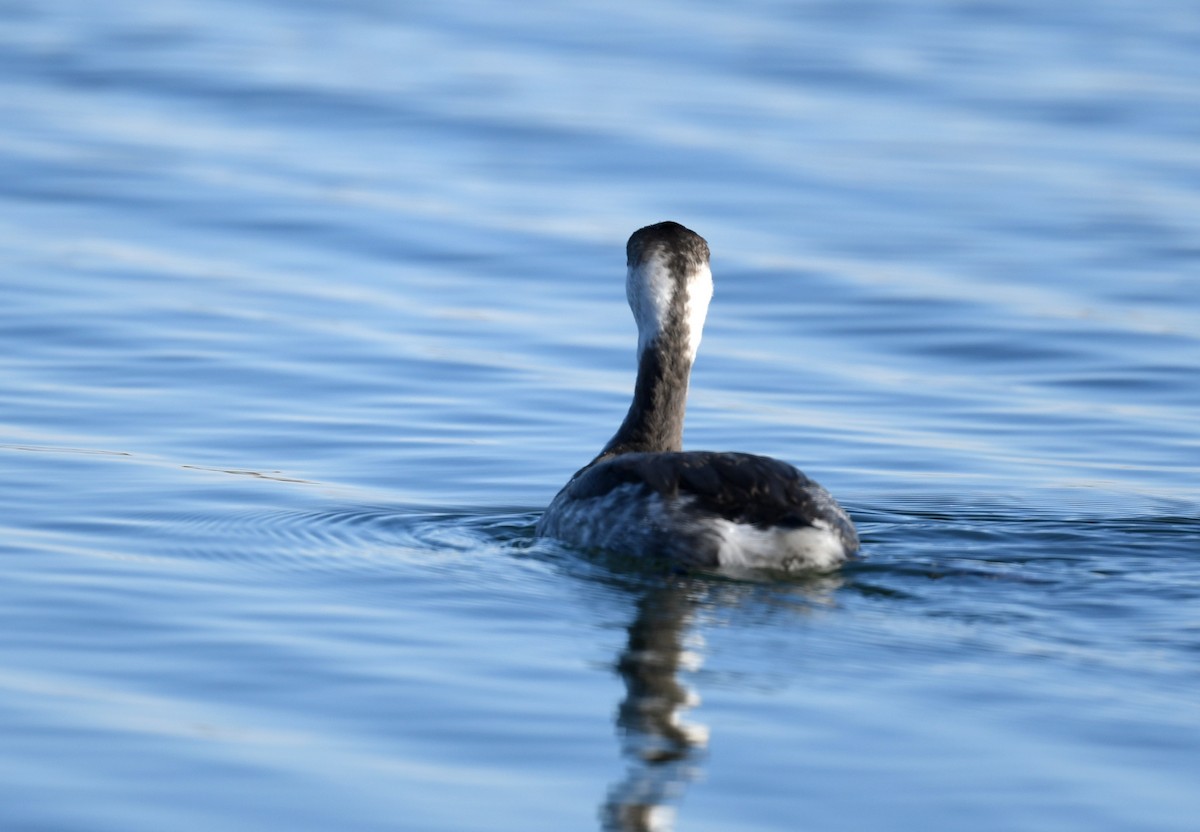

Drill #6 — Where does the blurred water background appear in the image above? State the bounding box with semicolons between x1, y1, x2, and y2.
2;1;1199;830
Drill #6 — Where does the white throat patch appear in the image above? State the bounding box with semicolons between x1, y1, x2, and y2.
627;253;713;364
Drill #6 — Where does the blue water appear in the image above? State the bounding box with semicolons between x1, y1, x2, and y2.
3;1;1200;830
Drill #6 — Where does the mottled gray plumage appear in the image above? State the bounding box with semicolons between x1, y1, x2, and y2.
566;451;851;534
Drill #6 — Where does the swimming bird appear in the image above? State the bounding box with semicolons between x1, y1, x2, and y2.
536;221;858;572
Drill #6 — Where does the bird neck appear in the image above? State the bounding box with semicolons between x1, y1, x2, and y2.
599;329;693;459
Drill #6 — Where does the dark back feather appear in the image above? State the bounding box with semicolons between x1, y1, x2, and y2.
567;451;832;531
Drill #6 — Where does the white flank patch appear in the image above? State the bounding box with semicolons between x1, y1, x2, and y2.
712;517;848;573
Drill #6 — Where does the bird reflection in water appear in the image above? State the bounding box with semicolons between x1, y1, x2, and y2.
602;579;706;832
600;573;841;831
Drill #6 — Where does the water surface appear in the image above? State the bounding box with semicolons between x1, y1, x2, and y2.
2;1;1199;830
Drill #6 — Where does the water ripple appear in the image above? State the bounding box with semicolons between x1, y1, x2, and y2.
155;503;541;576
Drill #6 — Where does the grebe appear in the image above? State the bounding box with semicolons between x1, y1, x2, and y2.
536;221;858;572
